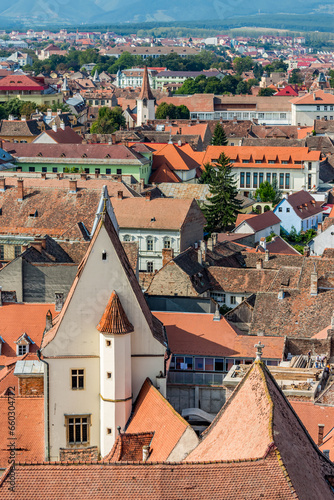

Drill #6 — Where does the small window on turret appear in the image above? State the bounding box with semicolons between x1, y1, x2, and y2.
102;251;107;261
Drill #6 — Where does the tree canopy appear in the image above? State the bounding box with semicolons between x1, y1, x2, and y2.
210;123;228;146
255;180;282;205
155;102;190;119
202;153;243;234
258;87;277;96
90;106;125;134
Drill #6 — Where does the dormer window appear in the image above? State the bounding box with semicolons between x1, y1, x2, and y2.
15;333;34;356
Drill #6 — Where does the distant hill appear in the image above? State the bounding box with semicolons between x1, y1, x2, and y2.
0;0;332;26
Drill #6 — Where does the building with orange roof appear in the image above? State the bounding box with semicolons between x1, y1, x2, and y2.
202;145;322;196
40;209;168;460
151;142;202;183
155;311;284;413
290;89;334;126
111;197;205;272
1;354;334;498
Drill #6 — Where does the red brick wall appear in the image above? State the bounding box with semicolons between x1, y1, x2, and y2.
18;376;44;396
59;446;99;461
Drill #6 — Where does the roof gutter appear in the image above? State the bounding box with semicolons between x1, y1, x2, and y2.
37;348;50;461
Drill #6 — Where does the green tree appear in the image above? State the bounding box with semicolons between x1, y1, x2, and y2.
255;180;281;205
258;88;276;96
4;98;22;118
198;162;216;184
175;104;190;119
289;69;303;85
90;106;125;134
155;102;189;119
210;123;228;146
202;153;243;234
233;56;254;75
236;81;249;95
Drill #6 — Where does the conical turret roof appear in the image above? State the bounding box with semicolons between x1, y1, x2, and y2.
138;66;154;101
97;291;134;334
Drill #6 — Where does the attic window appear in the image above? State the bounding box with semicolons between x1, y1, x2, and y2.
105;154;111;159
81;154;87;158
37;152;43;157
60;153;66;158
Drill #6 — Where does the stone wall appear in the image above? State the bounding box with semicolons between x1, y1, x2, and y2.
285;337;332;358
147;261;197;297
59;446;99;462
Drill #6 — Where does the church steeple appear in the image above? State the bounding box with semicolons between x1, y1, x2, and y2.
138;66;154;101
136;66;155;127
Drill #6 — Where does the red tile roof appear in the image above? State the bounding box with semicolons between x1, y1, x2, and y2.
285;190;324;220
0;74;47;91
0;457;300;500
290;89;334;105
111;197;205;231
0;396;44;468
105;432;154;462
152;143;200;172
291;401;334;460
38;126;83;144
186;361;334;499
235;210;281;232
0;303;56;367
97;291;134;334
126;378;191;461
155;312;284;359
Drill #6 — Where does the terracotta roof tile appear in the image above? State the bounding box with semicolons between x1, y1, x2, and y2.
126;378;190;461
105;432;154;462
97;291;134;334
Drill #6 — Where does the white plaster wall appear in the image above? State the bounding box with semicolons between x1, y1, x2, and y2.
311;226;334;255
48;357;100;461
167;427;199;461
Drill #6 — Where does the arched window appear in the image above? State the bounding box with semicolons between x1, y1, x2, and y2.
163;237;171;249
147;236;154;251
123;235;131;242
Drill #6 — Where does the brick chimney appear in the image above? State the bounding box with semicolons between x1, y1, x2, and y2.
310;263;318;296
17;178;24;201
69;179;77;193
256;258;263;270
145;191;151;201
318;424;325;445
162;248;174;267
117;190;123;199
80;173;87;180
0;177;5;192
304;245;310;257
41;172;47;180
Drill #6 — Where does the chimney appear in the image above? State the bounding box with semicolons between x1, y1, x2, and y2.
162;248;174;267
318;424;325;445
41;172;46;180
278;289;284;300
21;115;26;121
256;258;263;270
200;240;207;262
17;178;24;201
264;249;269;262
95;172;99;179
304;245;310;257
52;122;57;133
60;120;65;130
57;109;62;115
69;179;77;193
259;237;266;250
0;177;5;192
45;310;53;332
142;445;150;462
198;247;202;265
8;114;14;121
207;236;214;251
145;191;151;201
310;263;318;296
313;93;316;100
317;222;322;235
117;190;123;199
55;292;64;312
80;173;87;180
47;108;52;117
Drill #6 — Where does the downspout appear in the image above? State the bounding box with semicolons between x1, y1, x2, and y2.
37;349;50;461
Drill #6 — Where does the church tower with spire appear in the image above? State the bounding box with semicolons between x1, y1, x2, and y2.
136;66;155;127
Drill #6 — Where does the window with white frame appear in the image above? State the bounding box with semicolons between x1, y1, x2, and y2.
17;344;28;356
211;292;226;303
163;237;171;249
147;261;154;272
147;236;154;251
230;296;236;305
